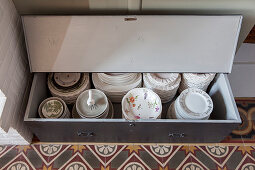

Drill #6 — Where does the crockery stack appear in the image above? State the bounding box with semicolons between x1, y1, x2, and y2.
72;99;114;119
38;97;70;118
143;73;181;103
48;73;90;104
179;73;215;93
122;88;162;120
167;88;213;120
92;73;142;103
76;89;111;119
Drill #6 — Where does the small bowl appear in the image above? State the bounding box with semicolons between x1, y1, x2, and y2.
122;88;162;120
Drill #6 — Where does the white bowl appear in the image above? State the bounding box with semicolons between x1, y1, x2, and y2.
122;88;162;120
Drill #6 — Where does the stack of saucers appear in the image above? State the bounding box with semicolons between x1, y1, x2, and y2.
75;89;110;119
72;99;114;119
48;73;90;104
92;73;142;103
143;73;181;103
38;97;70;118
179;73;215;93
167;88;213;120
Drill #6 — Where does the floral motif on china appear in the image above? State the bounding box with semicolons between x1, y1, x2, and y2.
40;144;62;156
148;100;159;112
206;146;229;158
95;145;117;157
182;162;203;170
124;162;146;170
150;145;172;157
0;145;7;154
7;161;29;170
126;93;138;108
65;162;87;170
242;163;255;170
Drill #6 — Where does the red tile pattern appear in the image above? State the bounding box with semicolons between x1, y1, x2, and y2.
0;99;255;169
0;144;254;170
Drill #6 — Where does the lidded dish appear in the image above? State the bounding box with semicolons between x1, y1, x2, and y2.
92;73;142;103
179;73;215;93
72;99;114;119
38;97;70;118
122;88;162;120
76;89;109;119
48;73;90;104
143;73;181;103
167;88;213;120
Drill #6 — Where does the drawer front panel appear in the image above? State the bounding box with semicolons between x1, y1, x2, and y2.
27;121;237;143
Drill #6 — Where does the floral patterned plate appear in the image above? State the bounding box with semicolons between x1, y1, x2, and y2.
122;88;162;120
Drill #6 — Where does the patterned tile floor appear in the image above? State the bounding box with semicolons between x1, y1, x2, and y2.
0;98;255;170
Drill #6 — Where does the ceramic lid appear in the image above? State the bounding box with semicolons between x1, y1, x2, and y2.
22;15;242;73
76;89;108;118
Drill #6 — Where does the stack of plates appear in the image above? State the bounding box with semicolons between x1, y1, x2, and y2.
167;88;213;120
76;89;110;119
48;73;90;104
72;99;114;119
179;73;215;93
92;73;142;103
38;97;70;118
143;73;181;103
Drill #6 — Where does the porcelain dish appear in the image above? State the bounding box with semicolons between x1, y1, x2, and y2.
38;97;70;118
72;99;114;119
48;73;90;104
76;89;109;118
179;73;215;92
167;88;213;120
122;88;162;120
92;73;142;103
143;73;181;103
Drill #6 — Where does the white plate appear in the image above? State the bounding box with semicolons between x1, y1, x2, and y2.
177;88;213;119
147;73;180;86
93;73;142;92
54;73;81;87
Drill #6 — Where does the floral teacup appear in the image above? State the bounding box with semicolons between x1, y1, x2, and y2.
122;88;162;120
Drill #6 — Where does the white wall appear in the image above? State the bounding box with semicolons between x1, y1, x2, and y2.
0;0;32;144
228;43;255;97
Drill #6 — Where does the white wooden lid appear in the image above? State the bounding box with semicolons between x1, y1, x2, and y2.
22;15;242;73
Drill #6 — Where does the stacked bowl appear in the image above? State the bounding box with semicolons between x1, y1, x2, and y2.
75;89;113;119
167;88;213;120
122;88;162;120
38;97;70;118
179;73;215;93
143;73;181;103
92;73;142;103
48;73;91;104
